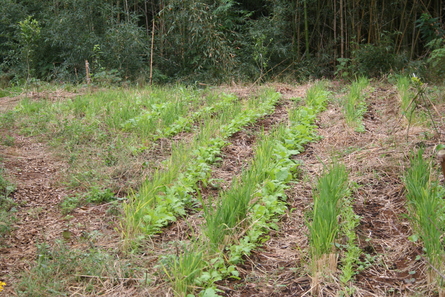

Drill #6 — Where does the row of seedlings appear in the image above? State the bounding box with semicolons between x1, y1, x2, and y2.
308;162;366;296
122;89;282;242
161;82;331;296
403;149;445;295
343;77;369;132
121;91;239;143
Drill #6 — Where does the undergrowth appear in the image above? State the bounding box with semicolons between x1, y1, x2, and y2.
16;240;140;297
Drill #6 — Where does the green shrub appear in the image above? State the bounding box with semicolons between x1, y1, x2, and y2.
427;47;445;83
353;43;396;77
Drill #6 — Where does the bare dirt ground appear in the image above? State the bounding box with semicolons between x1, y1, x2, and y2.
0;83;444;296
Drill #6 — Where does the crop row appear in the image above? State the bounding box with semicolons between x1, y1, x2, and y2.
403;149;445;294
158;82;331;296
122;89;282;240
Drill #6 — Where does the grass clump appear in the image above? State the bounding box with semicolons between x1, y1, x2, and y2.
308;162;349;293
403;149;445;288
16;240;139;296
344;77;369;132
159;244;207;296
396;75;414;117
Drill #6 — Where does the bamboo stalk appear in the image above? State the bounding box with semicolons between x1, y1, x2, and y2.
303;0;309;58
149;19;155;86
340;0;344;58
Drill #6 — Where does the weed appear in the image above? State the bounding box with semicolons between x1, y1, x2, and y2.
16;240;138;296
1;134;15;146
60;187;117;214
160;244;206;296
0;111;16;130
0;168;15;199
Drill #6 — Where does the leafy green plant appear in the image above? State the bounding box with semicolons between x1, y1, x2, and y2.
123;90;281;240
427;47;445;83
60;187;117;214
338;190;363;294
335;58;352;78
416;13;445;50
0;199;17;240
163;82;330;296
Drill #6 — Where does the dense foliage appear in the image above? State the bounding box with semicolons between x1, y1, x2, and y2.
0;0;444;85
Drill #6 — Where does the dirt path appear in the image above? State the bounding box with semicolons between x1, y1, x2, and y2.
0;134;71;293
0;94;119;295
0;135;123;296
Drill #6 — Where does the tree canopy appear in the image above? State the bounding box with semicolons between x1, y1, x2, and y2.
0;0;444;85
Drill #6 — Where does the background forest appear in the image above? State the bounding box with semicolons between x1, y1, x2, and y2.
1;0;445;85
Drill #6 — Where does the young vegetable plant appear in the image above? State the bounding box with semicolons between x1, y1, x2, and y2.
163;82;331;296
308;162;349;294
344;77;369;132
338;189;363;295
403;149;445;290
122;89;282;242
396;75;414;118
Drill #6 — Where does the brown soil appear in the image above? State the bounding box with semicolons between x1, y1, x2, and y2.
0;91;123;296
1;83;444;296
